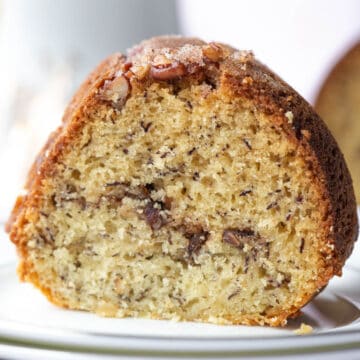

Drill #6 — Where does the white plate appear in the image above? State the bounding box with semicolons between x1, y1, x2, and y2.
0;224;360;359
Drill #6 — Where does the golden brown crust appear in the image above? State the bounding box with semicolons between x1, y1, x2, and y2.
7;36;358;322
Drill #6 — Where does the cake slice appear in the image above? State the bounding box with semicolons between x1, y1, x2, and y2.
7;36;358;326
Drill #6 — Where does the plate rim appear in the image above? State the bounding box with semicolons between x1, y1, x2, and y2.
0;262;360;358
1;240;360;357
0;329;360;357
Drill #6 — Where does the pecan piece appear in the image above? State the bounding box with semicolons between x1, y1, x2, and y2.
100;74;130;110
131;64;150;80
186;230;209;257
122;61;133;72
105;182;153;201
150;62;187;81
144;202;166;230
163;196;172;211
223;228;255;248
203;42;224;62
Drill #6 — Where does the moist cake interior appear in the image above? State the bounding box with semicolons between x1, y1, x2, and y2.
25;81;327;326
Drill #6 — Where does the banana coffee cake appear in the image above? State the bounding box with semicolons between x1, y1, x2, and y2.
7;36;358;326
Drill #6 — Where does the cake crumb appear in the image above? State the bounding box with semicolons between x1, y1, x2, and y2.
294;323;313;335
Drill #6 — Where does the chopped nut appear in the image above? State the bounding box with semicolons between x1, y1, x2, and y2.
163;196;172;210
223;228;255;248
144;202;166;230
152;54;172;66
100;74;130;109
202;42;224;62
131;64;150;80
122;61;133;72
186;230;209;257
223;230;242;247
150;62;187;81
